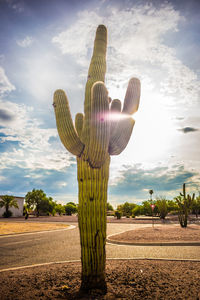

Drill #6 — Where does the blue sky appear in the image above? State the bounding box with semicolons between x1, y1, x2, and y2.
0;0;200;207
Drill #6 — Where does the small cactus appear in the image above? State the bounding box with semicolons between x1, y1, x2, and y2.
175;183;195;228
53;25;140;292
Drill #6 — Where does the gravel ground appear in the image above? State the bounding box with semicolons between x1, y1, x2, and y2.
0;260;200;299
109;224;200;243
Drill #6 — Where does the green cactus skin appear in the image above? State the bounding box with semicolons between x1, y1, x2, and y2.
175;183;195;228
53;24;140;292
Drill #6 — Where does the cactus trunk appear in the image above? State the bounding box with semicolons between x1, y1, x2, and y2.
77;156;110;291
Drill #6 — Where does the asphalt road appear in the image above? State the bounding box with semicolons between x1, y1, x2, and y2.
0;223;200;271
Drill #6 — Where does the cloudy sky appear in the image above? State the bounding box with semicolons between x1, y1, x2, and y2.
0;0;200;207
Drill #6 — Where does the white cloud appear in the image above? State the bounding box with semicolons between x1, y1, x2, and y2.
0;99;74;171
52;3;200;104
17;36;34;48
52;11;102;66
0;67;15;94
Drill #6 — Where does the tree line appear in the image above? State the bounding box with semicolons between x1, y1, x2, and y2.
113;184;200;228
0;189;78;218
1;184;200;228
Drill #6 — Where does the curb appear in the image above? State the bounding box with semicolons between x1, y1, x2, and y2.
106;238;200;246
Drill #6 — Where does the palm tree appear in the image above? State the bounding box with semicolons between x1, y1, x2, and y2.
0;195;19;217
149;189;154;201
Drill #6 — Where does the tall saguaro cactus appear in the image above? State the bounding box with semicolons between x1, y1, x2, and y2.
53;25;140;293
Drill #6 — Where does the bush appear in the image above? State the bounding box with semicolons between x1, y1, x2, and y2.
156;197;168;219
3;210;12;218
117;202;136;217
132;205;142;217
114;210;122;219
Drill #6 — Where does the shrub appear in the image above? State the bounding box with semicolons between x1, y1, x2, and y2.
3;210;12;218
114;210;122;219
156;197;168;219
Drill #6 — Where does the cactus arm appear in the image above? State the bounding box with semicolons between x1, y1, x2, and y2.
108;78;140;156
109;99;122;136
88;81;110;168
109;117;135;155
75;113;84;138
53;89;84;156
122;78;141;115
82;25;107;156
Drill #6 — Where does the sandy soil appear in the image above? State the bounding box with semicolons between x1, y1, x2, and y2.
0;222;69;235
109;224;200;243
0;260;199;299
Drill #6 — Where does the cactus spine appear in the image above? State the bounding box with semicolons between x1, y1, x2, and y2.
53;25;140;293
175;183;195;228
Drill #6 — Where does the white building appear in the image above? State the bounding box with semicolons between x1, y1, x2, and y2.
0;196;24;217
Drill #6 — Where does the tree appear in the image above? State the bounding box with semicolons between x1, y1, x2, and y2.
65;203;77;215
37;197;56;215
25;189;51;216
117;202;136;217
141;201;153;216
132;205;142;217
191;196;200;218
53;24;140;293
149;189;153;201
55;204;65;216
156;197;168;219
174;183;195;228
166;200;179;213
0;195;19;218
107;202;114;211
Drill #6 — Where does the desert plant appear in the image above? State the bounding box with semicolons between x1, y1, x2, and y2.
53;24;140;292
174;183;195;228
114;210;122;219
156;197;168;219
0;195;18;218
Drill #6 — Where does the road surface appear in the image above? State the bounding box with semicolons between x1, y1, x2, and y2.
0;223;199;271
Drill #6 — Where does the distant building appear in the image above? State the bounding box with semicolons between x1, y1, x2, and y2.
0;196;24;217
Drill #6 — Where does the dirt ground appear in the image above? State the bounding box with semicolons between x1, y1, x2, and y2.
1;217;200;299
0;222;69;235
109;224;200;243
0;260;199;299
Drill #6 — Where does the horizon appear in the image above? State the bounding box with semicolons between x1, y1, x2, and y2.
0;0;200;207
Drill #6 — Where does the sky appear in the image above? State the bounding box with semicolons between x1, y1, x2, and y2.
0;0;200;207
